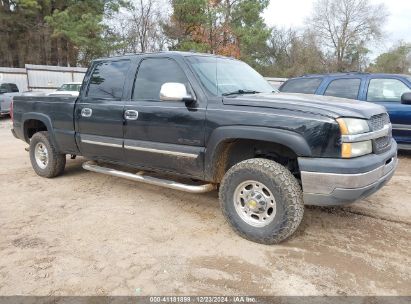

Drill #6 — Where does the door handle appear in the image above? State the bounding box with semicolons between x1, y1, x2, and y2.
81;108;92;118
124;110;139;120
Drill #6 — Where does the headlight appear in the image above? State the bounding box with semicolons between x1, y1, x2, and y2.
337;118;369;135
337;118;372;158
341;141;373;158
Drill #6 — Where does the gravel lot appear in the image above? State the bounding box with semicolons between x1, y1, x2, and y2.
0;116;410;296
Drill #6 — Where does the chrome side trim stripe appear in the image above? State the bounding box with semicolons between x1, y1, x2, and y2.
124;145;198;158
80;135;200;158
81;139;123;148
392;124;411;131
341;124;391;143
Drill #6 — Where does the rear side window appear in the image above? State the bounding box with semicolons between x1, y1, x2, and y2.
280;78;323;94
133;58;189;101
324;78;361;99
87;60;130;99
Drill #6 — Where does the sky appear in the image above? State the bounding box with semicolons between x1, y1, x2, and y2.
263;0;411;59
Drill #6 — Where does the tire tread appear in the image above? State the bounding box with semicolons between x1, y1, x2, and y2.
219;158;304;244
29;131;66;178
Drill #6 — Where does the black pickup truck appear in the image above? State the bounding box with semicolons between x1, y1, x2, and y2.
11;52;397;244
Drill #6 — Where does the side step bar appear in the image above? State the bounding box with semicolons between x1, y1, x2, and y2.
82;161;216;194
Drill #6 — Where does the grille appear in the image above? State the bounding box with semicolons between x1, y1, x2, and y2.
374;136;391;151
370;113;390;131
369;113;392;153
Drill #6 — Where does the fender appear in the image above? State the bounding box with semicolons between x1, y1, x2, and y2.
22;112;60;151
204;126;312;181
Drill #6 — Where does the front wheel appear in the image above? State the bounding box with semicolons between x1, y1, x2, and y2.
219;158;304;244
29;131;66;178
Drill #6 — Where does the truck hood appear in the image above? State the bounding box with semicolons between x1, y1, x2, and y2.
222;92;386;119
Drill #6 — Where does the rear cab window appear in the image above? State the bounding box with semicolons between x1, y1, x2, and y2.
86;60;130;100
324;78;361;99
280;78;323;94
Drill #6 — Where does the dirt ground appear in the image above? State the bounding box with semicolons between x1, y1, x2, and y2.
0;116;410;296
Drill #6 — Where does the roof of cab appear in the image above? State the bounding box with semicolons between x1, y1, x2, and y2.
93;51;234;62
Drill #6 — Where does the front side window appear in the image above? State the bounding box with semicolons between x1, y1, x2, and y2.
324;78;361;99
280;78;323;94
367;78;410;102
87;60;130;99
133;58;189;101
186;56;273;96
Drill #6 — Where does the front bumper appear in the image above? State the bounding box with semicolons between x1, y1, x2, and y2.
299;140;398;206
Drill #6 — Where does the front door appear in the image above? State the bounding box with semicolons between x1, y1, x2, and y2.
123;57;206;178
75;59;130;162
365;77;411;146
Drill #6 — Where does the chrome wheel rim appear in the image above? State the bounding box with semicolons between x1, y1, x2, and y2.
34;142;49;169
233;180;277;227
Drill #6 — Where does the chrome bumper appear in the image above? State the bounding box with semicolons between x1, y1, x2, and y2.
300;144;398;206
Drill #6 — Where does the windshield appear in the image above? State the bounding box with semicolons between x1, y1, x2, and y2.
58;84;81;91
186;56;274;96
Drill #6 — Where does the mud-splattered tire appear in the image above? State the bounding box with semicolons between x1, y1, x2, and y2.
29;131;66;178
219;158;304;244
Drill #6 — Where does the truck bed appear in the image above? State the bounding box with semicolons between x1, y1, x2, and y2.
12;96;78;154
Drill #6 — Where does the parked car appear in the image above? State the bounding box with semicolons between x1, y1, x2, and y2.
0;83;20;117
47;82;82;97
279;73;411;150
11;52;397;244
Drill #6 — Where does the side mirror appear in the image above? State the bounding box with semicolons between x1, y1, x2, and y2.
401;92;411;105
160;83;195;103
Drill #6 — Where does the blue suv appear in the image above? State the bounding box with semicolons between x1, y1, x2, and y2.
279;73;411;150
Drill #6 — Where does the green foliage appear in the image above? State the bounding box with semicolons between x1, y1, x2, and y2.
369;43;411;74
45;0;125;66
231;0;270;69
164;0;270;73
0;0;126;67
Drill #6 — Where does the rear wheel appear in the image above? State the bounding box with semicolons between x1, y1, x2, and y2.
29;131;66;178
219;158;304;244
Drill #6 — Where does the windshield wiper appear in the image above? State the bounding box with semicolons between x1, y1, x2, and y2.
222;89;260;96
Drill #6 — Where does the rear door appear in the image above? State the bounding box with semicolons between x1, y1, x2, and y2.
122;56;206;178
364;77;411;146
75;59;130;162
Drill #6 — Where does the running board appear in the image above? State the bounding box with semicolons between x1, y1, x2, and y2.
82;161;216;194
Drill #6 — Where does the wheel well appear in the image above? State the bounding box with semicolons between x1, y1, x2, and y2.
24;119;48;140
211;139;300;183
